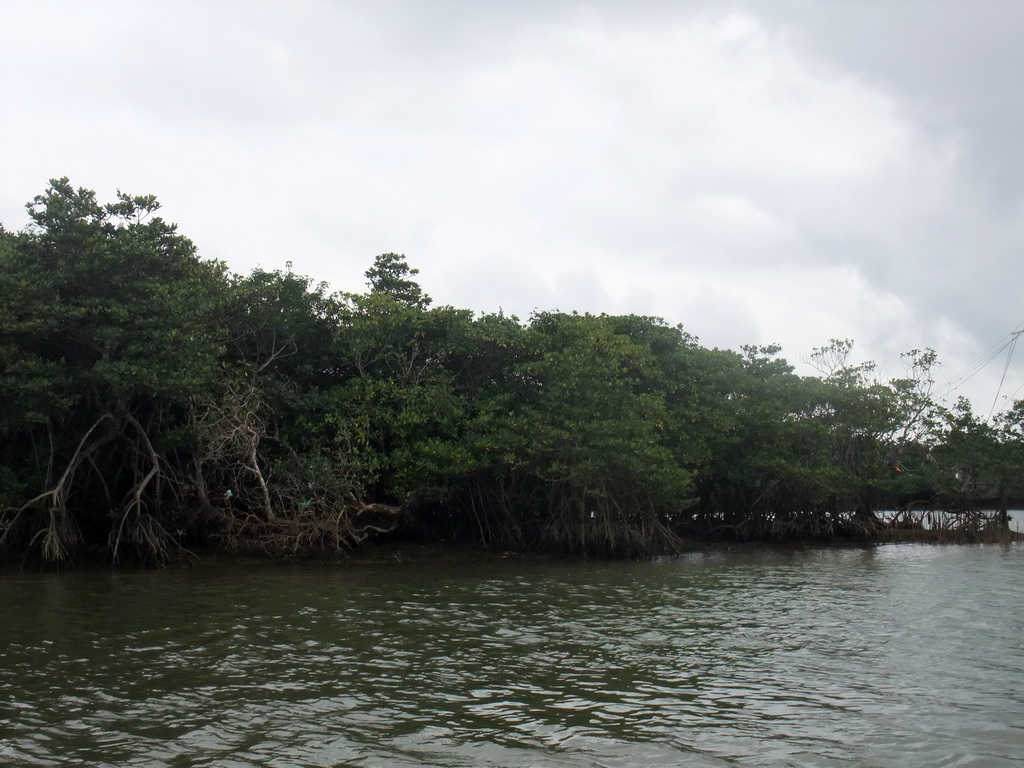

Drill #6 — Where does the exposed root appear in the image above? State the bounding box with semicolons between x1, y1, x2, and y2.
0;413;114;562
215;493;405;555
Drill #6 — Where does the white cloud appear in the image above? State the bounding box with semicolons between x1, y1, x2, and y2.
2;1;1022;412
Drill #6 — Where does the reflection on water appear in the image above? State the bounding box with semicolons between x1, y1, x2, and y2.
2;544;1023;767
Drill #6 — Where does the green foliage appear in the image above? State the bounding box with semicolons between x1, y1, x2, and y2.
929;398;1024;527
0;180;234;563
2;179;1016;566
364;252;431;309
433;312;693;555
14;178;228;400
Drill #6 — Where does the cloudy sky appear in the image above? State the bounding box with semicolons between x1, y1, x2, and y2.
3;0;1023;414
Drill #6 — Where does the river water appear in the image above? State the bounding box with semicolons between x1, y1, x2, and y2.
2;544;1022;767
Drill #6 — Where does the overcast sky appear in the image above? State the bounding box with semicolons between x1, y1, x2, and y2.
3;0;1023;415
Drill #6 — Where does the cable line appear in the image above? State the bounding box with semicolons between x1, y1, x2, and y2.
936;321;1024;407
988;330;1023;420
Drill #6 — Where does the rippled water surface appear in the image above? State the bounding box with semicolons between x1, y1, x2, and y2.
2;544;1023;767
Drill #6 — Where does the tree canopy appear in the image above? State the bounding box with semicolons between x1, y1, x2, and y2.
1;180;1020;566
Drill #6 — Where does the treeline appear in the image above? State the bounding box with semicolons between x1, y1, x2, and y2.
1;180;1021;565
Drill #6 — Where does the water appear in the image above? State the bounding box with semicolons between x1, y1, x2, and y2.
2;544;1022;767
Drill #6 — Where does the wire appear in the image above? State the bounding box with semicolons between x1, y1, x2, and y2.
1006;378;1024;405
988;330;1023;420
936;320;1024;405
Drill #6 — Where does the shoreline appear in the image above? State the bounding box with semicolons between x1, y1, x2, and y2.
103;528;1024;570
3;529;1020;573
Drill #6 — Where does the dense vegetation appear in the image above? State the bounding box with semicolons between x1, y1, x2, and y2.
1;180;1021;565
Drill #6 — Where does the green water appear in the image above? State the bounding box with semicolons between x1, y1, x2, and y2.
2;544;1022;767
